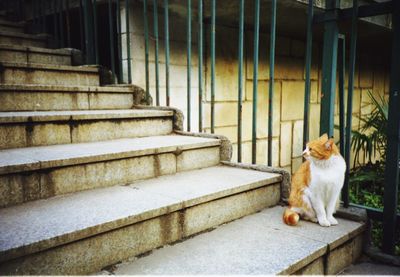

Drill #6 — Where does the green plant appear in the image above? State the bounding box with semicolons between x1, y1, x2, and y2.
350;90;388;167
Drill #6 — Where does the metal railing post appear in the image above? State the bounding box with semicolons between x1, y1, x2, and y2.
143;0;150;104
344;0;358;209
210;0;216;133
303;0;313;149
108;0;116;81
267;0;277;166
153;0;160;105
116;0;123;83
198;0;203;132
125;0;132;83
164;0;170;105
252;0;260;164
382;0;400;255
187;0;191;131
237;0;244;162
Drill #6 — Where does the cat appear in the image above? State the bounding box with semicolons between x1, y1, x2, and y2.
283;134;346;227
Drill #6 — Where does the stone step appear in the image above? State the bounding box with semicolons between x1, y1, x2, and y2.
0;84;140;111
0;19;24;33
0;135;221;207
0;62;99;86
0;30;48;47
0;44;73;66
0;165;282;275
110;206;366;275
0;109;174;149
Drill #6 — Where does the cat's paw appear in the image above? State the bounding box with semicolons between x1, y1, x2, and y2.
327;216;338;225
318;218;331;227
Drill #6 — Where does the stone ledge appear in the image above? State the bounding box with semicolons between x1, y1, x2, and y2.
0;44;71;55
0;135;220;175
0;84;135;93
221;161;291;201
0;165;281;269
110;205;365;275
0;109;173;123
0;61;99;73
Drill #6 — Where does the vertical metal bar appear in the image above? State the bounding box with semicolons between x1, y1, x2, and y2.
79;0;85;52
344;0;358;209
303;0;313;149
125;0;132;83
54;0;60;47
83;0;95;64
108;0;116;81
237;0;244;163
252;0;260;164
187;0;191;131
153;0;160;106
338;35;346;156
383;0;400;255
93;0;99;64
198;0;203;132
116;0;123;83
65;0;71;47
59;0;65;47
143;0;150;104
267;0;277;166
319;0;339;136
210;0;216;133
38;0;43;33
164;0;170;105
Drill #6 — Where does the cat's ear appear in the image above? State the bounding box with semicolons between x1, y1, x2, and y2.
320;133;328;141
325;138;334;150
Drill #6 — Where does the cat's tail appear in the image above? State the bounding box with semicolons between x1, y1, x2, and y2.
283;207;300;226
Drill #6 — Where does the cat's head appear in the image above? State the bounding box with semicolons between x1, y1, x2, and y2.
303;134;339;161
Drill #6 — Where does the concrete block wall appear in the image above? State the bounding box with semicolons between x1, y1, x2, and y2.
122;1;390;173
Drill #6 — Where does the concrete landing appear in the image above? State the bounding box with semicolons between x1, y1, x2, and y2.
110;206;366;275
0;165;281;274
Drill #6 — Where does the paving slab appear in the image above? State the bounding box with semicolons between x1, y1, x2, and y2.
0;165;280;263
340;261;400;275
0;135;220;174
111;206;365;275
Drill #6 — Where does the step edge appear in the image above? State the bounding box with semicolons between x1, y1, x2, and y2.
0;110;174;123
0;30;48;40
0;173;281;263
0;138;221;175
0;44;72;56
0;84;135;93
1;62;99;73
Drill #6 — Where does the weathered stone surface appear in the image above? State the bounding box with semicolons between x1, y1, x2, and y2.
0;165;281;274
280;121;292;166
0;110;174;148
281;81;306;121
0;45;72;65
292;120;304;157
112;207;328;275
326;238;354;275
294;257;324;275
291;157;303;174
0;63;99;86
221;161;291;202
177;146;220;172
0;84;139;111
0;31;47;47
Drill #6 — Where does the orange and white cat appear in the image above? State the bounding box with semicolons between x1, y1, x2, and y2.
283;134;346;227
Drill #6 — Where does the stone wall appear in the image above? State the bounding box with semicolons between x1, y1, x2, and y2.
122;1;390;173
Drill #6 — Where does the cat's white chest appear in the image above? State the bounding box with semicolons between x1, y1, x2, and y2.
308;155;346;201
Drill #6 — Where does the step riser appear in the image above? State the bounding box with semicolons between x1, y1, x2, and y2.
0;49;71;66
292;235;363;275
0;66;99;86
0;146;220;208
0;35;46;48
0;184;280;274
0;92;136;111
0;117;173;149
0;25;23;33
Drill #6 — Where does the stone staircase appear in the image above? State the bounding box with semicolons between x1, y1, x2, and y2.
0;9;367;275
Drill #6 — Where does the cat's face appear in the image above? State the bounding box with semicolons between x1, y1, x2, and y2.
303;134;338;161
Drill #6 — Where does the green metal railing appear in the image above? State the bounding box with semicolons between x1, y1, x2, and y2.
4;0;398;255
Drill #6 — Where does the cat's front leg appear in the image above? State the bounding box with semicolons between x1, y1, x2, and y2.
310;195;330;227
326;188;341;225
